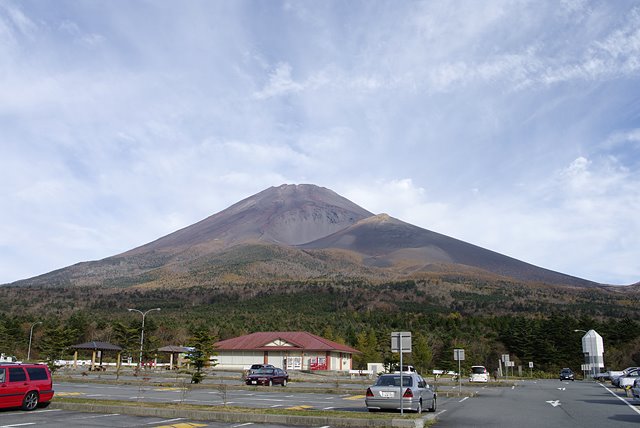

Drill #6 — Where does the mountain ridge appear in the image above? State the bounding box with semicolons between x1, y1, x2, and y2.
5;184;609;288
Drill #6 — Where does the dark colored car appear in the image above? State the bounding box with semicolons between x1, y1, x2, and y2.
0;363;55;410
245;367;289;386
559;368;575;381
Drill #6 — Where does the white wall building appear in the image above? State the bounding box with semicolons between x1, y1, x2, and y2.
213;331;359;371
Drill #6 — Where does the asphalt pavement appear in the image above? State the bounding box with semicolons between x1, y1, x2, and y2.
433;379;640;427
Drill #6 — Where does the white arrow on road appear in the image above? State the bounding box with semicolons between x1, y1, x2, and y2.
546;400;561;407
557;387;566;391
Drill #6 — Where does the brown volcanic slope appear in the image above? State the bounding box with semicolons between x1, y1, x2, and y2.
125;184;373;254
9;184;376;287
8;184;600;288
300;214;599;287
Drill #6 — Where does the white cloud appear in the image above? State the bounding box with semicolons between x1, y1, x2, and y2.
254;62;303;99
0;0;639;286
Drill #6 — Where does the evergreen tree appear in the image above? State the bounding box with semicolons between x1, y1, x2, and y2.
186;326;217;383
38;324;76;373
412;333;433;374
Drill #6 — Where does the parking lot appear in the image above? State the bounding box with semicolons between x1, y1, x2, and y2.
46;378;640;428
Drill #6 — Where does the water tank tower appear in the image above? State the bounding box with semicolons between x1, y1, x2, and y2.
581;329;604;378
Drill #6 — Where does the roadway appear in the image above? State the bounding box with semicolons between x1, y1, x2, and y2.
11;378;640;427
433;379;640;427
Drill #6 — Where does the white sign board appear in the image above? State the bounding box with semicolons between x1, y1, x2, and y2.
391;332;412;353
502;354;510;362
529;362;534;368
454;349;465;361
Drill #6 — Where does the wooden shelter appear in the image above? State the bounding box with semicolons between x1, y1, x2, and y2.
69;341;123;371
157;345;191;370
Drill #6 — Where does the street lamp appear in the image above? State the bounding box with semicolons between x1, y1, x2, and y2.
127;308;161;368
27;321;42;361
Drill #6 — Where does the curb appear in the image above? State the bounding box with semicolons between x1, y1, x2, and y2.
51;402;435;427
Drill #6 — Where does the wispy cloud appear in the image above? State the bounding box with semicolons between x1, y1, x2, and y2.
0;0;638;285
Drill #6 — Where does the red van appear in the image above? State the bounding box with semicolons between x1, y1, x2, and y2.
0;363;55;410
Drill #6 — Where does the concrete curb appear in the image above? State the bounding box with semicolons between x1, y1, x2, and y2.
51;402;435;427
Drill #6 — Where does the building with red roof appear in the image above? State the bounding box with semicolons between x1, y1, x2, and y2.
214;331;360;371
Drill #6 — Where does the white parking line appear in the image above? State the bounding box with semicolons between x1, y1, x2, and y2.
232;423;254;427
1;423;37;428
459;397;469;403
72;413;120;420
600;384;640;415
146;418;184;425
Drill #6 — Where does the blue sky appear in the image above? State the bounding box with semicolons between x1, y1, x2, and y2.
1;0;639;285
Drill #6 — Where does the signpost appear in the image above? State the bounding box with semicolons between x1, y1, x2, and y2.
529;361;533;378
454;348;465;394
391;332;412;415
502;354;510;380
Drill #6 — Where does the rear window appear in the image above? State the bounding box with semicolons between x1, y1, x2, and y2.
376;375;413;387
0;368;5;383
472;366;486;374
26;367;49;381
9;367;26;382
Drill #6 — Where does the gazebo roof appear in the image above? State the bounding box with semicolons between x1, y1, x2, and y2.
69;341;122;351
158;345;191;353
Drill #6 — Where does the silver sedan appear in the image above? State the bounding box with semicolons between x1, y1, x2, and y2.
365;373;437;413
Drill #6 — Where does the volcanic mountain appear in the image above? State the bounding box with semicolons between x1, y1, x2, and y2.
9;184;599;288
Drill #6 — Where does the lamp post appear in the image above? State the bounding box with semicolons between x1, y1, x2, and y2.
27;321;42;361
127;308;161;368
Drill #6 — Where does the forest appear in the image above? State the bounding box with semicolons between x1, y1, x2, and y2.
1;275;638;376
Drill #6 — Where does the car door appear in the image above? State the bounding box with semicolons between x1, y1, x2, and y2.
274;369;284;384
3;367;29;408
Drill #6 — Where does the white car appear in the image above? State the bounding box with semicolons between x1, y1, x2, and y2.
632;378;640;400
615;368;640;389
469;365;489;382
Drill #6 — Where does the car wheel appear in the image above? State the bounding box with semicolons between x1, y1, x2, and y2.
282;379;287;387
428;396;437;412
22;391;39;411
268;379;273;387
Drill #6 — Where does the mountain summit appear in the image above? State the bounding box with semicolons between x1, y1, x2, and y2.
9;184;598;288
125;184;373;255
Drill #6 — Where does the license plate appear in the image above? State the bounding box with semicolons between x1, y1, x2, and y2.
380;391;395;398
251;381;257;384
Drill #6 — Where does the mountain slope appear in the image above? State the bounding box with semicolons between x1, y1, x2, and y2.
125;184;373;255
7;184;604;288
300;214;598;287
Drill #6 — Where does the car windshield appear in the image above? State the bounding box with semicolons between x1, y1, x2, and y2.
376;375;413;387
472;367;485;374
255;368;274;375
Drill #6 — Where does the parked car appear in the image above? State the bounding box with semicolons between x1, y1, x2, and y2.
611;367;639;386
393;365;417;374
247;363;274;374
469;365;489;383
631;377;640;399
613;368;640;389
559;368;575;381
245;367;288;386
365;372;436;413
0;363;54;410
